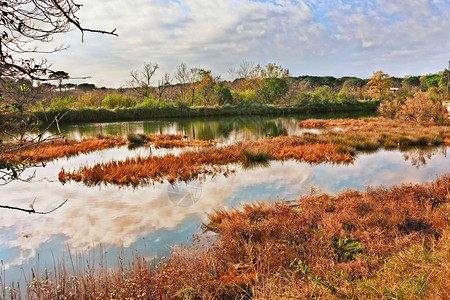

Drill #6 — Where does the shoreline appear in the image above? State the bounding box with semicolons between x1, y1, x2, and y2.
34;102;379;124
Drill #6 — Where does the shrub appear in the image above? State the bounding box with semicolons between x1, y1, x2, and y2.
296;92;313;105
135;96;158;108
379;93;447;125
77;91;105;108
313;85;333;103
127;133;148;146
102;93;137;109
214;83;233;105
231;90;256;105
48;95;77;110
258;77;289;104
336;86;358;103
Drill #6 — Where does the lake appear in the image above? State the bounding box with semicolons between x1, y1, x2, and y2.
1;113;449;289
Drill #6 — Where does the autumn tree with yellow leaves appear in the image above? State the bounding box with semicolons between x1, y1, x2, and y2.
367;71;392;100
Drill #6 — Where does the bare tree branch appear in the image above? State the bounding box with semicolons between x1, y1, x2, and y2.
0;199;68;214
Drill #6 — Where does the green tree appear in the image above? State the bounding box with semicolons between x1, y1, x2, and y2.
214;83;233;105
49;71;70;91
253;63;290;104
196;69;216;105
259;77;289;104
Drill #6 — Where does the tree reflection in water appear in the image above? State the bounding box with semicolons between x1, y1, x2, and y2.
402;146;447;168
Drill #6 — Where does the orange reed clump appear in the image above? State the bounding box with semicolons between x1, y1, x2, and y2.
153;139;217;149
2;137;128;163
2;134;216;164
59;136;352;187
298;118;380;129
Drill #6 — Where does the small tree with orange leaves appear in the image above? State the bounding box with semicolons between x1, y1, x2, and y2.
367;71;392;100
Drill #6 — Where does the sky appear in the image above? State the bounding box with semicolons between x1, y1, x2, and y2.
40;0;450;88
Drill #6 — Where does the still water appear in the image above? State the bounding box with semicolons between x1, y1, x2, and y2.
1;114;449;287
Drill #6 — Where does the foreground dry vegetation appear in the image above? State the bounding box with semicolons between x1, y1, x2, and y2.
12;175;450;299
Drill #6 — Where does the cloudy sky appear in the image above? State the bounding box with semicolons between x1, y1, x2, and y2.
43;0;450;87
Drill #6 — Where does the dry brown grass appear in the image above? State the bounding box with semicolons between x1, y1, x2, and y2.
1;134;217;165
301;118;450;153
298;117;380;128
153;139;217;149
13;175;450;299
1;136;128;163
59;136;352;186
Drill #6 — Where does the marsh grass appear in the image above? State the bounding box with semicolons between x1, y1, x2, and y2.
58;117;450;187
240;148;272;169
127;133;149;147
1;134;214;165
301;117;450;153
1;136;128;163
12;175;450;299
59;136;352;187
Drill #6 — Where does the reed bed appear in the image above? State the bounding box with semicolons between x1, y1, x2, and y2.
153;139;217;149
59;136;353;186
1;134;216;164
302;119;450;153
1;137;128;163
13;175;450;299
298;117;380;128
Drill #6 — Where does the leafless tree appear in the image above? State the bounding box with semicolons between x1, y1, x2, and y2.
236;61;255;80
188;67;200;105
175;63;189;101
0;0;117;213
129;62;159;98
0;0;117;81
157;72;172;100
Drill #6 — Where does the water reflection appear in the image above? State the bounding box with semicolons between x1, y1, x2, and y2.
47;112;374;142
1;146;449;276
402;146;447;168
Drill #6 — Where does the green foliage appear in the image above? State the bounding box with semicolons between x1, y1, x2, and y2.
46;96;76;110
214;83;233;105
336;86;358;103
439;69;449;88
240;148;272;167
231;90;257;105
340;77;367;88
313;85;333;103
403;76;421;88
296;91;314;105
175;99;190;109
102;93;137;109
332;238;364;262
420;74;442;90
76;83;96;91
258;77;288;104
394;88;415;103
135;96;159;108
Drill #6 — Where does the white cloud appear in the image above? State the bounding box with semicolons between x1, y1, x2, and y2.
27;0;450;87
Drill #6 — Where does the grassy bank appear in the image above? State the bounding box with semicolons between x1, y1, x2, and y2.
34;101;379;124
12;175;450;299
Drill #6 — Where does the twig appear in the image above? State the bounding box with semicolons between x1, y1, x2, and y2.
0;199;68;214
